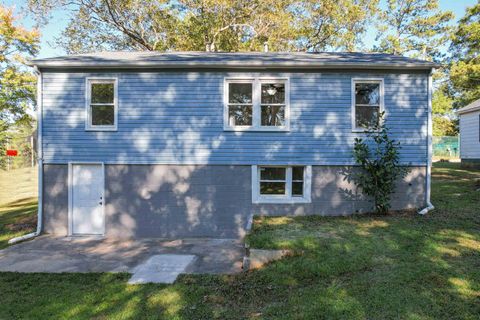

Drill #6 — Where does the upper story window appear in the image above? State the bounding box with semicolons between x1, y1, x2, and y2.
86;78;118;131
225;78;289;131
352;79;384;132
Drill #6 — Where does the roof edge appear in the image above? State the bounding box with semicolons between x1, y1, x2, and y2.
457;99;480;115
27;61;437;70
457;106;480;115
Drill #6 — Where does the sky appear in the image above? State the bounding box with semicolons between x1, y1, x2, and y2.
2;0;478;58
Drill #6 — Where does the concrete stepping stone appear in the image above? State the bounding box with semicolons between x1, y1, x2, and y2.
244;249;292;270
128;254;196;284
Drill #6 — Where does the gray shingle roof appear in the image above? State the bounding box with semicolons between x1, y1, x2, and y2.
457;99;480;115
29;51;438;70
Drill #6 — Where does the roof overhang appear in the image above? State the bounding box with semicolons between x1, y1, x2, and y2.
457;99;480;115
27;61;437;71
27;51;439;71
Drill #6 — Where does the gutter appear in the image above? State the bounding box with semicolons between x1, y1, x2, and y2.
418;70;434;215
8;66;43;244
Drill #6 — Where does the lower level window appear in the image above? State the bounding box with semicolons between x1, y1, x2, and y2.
252;165;312;203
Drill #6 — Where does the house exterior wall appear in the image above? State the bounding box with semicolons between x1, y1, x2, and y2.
40;69;429;239
41;70;428;166
42;164;426;239
459;111;480;164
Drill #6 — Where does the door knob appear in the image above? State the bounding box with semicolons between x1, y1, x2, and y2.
99;201;103;205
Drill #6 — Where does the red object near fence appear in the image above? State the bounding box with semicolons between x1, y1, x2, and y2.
6;149;18;156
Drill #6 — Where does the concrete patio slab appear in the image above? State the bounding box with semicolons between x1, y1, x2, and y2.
128;254;196;284
0;235;244;275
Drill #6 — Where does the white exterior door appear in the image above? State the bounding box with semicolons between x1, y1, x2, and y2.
71;164;105;235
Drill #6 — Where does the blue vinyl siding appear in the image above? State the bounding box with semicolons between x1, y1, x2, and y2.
41;71;428;165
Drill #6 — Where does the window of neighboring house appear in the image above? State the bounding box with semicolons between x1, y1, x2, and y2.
86;79;117;131
352;79;384;131
225;78;289;131
252;165;311;203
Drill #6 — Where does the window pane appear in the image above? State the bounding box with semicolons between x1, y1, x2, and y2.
292;182;304;196
356;105;379;128
91;83;114;103
355;83;379;105
292;166;304;180
260;182;286;195
261;83;285;104
91;105;115;126
261;105;285;126
228;105;252;126
260;167;286;180
229;83;252;104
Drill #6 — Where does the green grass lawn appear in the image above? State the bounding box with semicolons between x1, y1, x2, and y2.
0;167;38;249
0;198;37;249
0;166;38;205
0;163;479;319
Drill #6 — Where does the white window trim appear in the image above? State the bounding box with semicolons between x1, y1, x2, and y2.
252;165;312;204
351;78;385;133
85;77;118;131
224;77;290;132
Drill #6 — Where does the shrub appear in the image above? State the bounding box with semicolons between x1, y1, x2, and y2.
353;114;409;214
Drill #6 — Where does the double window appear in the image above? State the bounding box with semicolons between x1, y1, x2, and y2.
252;165;312;203
225;78;289;131
352;79;384;131
86;78;118;131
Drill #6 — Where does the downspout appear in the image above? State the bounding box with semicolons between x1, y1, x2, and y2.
418;69;434;215
9;66;43;244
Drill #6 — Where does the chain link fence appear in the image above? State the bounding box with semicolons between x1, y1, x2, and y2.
433;136;459;158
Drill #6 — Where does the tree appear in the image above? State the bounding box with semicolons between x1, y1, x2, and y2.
450;1;480;105
28;0;378;53
433;117;458;137
55;0;180;53
0;6;39;169
374;0;453;61
352;113;408;214
175;0;297;52
431;86;458;136
294;0;379;51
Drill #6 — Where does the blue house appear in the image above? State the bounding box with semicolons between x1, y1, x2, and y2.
28;51;435;239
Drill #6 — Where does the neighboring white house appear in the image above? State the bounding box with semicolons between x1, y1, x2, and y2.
458;99;480;167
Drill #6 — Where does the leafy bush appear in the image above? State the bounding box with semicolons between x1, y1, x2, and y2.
353;114;409;214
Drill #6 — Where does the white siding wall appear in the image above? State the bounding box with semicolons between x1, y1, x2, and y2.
460;111;480;159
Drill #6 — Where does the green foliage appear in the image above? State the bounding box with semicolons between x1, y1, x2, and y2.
433;116;458;137
432;87;458;136
294;0;379;51
177;0;297;52
352;114;408;214
1;122;36;170
28;0;379;53
432;88;454;116
375;0;453;61
0;6;39;169
450;2;480;105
